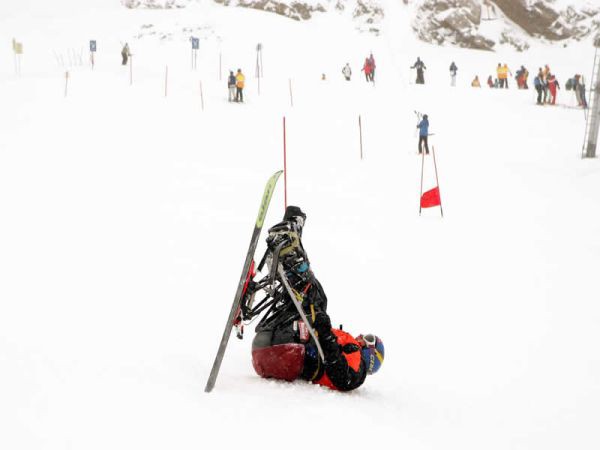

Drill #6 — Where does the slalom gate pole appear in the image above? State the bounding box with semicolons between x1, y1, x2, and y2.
419;143;425;215
432;146;444;218
165;65;168;97
130;55;133;86
260;49;263;78
219;52;222;81
64;71;69;97
200;80;204;111
359;115;363;160
283;116;288;209
289;79;293;107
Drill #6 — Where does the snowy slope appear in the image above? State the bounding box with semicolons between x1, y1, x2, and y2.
1;1;600;450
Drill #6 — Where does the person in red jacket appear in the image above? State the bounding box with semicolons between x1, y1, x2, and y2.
362;58;373;83
246;206;385;391
547;73;560;105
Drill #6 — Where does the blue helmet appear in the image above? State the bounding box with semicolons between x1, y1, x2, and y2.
357;334;384;375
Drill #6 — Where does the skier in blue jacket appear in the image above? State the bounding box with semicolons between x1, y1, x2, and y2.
417;114;429;155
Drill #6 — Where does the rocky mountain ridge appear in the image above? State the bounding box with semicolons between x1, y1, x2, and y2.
121;0;600;50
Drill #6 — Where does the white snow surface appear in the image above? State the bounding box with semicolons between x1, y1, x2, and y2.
1;1;599;449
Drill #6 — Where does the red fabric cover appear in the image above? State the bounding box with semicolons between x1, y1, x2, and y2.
315;329;362;390
420;186;441;208
252;344;305;381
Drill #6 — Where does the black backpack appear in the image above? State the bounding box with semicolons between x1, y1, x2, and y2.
565;78;574;91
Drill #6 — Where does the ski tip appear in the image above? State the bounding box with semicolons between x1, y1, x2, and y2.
204;382;214;393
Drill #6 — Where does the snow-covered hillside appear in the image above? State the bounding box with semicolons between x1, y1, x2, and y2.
1;1;599;450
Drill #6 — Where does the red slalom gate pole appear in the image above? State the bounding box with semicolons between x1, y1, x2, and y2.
283;116;288;209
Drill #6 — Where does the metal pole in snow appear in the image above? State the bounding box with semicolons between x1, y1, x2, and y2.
283;116;288;209
200;80;204;111
64;71;69;97
359;115;363;160
419;145;425;216
289;79;293;107
130;55;133;86
431;146;444;217
165;65;168;97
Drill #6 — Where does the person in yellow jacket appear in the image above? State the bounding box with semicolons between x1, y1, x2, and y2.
496;63;502;87
471;75;481;87
235;68;245;103
498;63;512;89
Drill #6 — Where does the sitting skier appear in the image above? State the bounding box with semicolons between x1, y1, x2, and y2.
242;206;384;391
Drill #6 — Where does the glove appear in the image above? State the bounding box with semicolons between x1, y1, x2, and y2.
313;311;332;335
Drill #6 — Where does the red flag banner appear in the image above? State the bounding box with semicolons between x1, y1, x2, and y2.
420;186;441;208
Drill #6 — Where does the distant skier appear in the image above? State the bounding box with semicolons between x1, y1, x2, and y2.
471;75;481;87
227;70;236;102
498;63;511;88
516;65;529;89
121;43;130;65
547;73;560;105
487;75;494;88
246;206;385;392
411;57;426;84
574;75;587;108
536;67;548;103
534;72;543;105
235;68;245;103
417;114;430;155
449;62;457;87
496;63;502;88
342;63;352;81
362;58;373;82
368;53;376;82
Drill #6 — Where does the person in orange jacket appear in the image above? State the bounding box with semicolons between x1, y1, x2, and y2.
235;68;245;103
246;206;385;391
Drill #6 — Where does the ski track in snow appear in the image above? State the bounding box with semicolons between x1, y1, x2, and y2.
1;1;599;450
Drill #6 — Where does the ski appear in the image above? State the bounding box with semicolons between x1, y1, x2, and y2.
204;170;283;393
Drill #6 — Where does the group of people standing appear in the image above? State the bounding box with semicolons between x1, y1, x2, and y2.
532;65;560;105
566;74;588;108
227;69;245;103
360;53;376;83
337;54;376;83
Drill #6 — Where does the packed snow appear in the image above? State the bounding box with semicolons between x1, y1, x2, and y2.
1;1;599;449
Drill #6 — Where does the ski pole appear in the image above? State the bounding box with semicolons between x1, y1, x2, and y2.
277;264;325;361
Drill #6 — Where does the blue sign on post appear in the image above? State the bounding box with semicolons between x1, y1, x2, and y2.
90;40;97;52
191;37;199;50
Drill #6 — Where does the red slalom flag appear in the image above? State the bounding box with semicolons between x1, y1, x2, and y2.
420;186;441;208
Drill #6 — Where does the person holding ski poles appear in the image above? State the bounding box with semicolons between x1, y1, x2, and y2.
417;114;430;155
242;206;385;391
411;57;426;84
